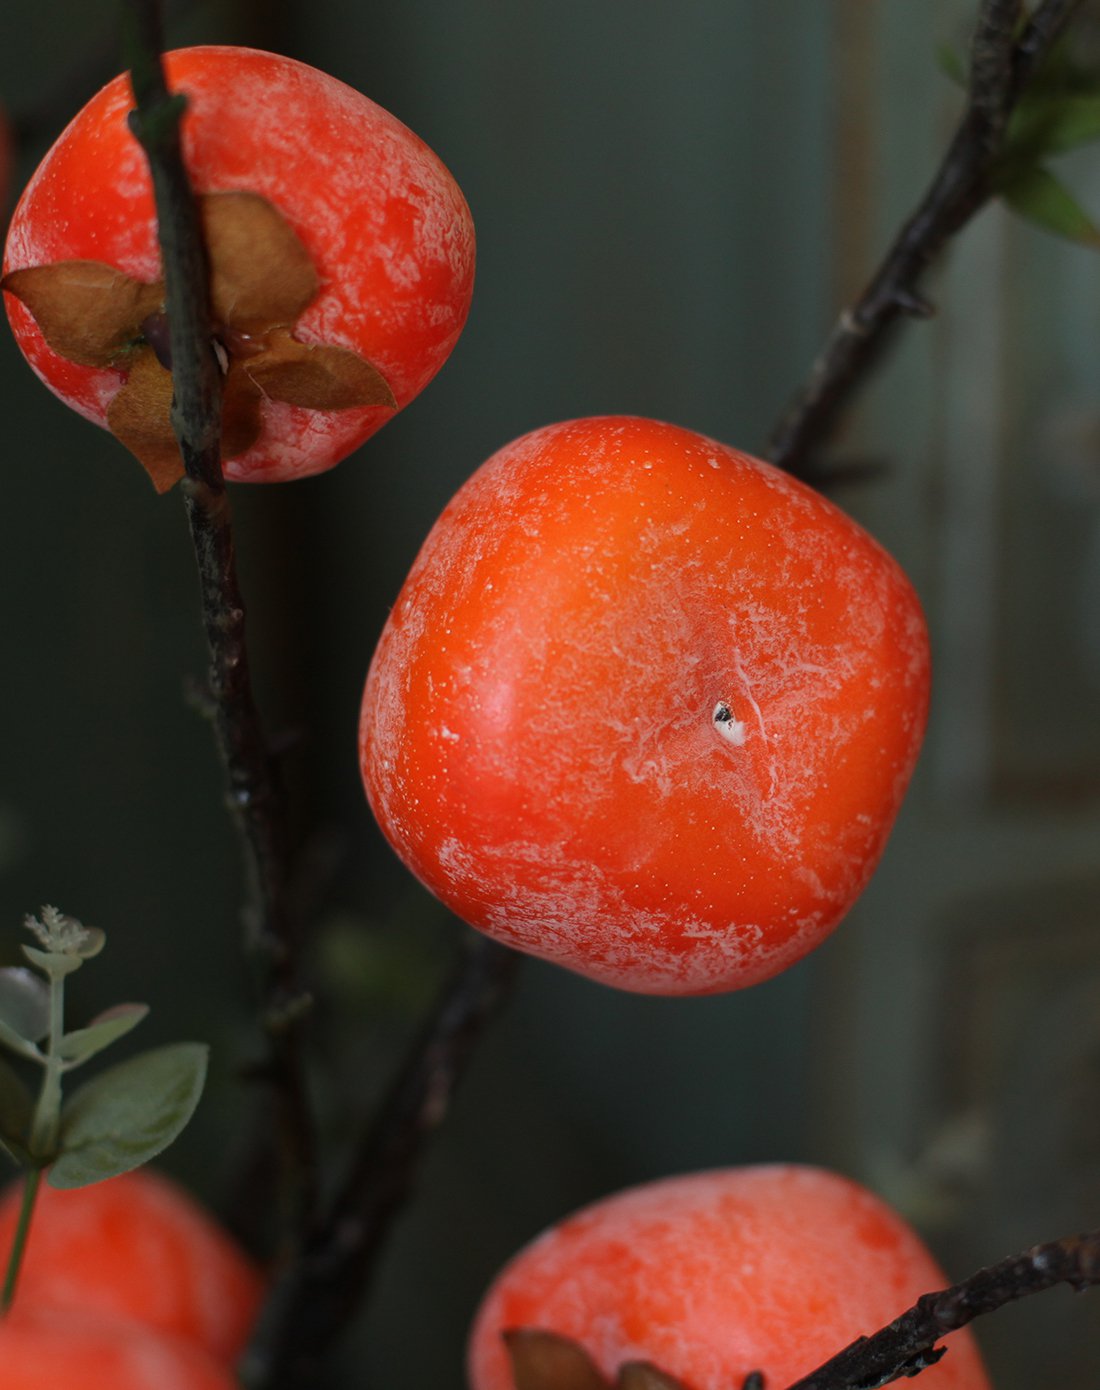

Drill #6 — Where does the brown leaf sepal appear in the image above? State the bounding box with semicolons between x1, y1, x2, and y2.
105;352;182;493
203;191;319;332
618;1365;692;1390
3;190;396;489
2;262;162;368
503;1329;694;1390
244;329;398;410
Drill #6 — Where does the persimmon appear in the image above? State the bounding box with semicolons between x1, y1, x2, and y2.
2;46;475;489
0;1305;237;1389
0;1167;263;1362
467;1166;990;1390
360;416;930;994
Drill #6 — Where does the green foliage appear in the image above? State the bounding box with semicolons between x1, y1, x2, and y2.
0;909;210;1310
0;969;50;1060
58;1003;150;1066
0;908;208;1182
997;163;1100;245
0;1058;33;1166
1007;92;1100;158
936;42;967;89
938;30;1100;247
49;1042;209;1189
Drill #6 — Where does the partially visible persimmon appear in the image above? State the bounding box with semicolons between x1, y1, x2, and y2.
468;1166;990;1390
2;46;475;488
360;416;930;994
0;1167;263;1362
0;1305;238;1389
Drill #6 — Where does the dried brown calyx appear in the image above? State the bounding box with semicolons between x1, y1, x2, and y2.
503;1329;708;1390
1;191;396;492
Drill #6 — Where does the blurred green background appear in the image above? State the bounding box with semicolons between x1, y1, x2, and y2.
1;1;1099;1386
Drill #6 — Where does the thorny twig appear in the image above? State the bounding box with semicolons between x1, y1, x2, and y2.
117;9;520;1384
240;935;521;1389
781;1229;1100;1389
766;0;1086;479
120;0;318;1248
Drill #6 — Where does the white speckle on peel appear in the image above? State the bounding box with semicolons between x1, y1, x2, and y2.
711;702;746;746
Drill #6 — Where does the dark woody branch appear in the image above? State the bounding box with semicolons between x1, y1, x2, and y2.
119;9;520;1386
782;1228;1100;1390
120;0;318;1247
766;0;1086;479
241;934;521;1390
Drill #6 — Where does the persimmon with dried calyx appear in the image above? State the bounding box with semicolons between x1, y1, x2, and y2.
0;1167;263;1362
360;416;930;995
467;1166;991;1390
1;45;475;490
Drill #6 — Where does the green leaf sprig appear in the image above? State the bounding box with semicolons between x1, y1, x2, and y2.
939;27;1100;247
0;906;208;1312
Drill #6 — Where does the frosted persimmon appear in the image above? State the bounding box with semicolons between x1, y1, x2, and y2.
0;1306;238;1390
359;416;930;995
467;1166;990;1390
0;1167;263;1362
2;46;474;489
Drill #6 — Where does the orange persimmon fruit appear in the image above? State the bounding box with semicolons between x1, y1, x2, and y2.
0;1305;239;1389
2;46;474;488
467;1166;990;1390
0;1167;263;1363
360;416;930;994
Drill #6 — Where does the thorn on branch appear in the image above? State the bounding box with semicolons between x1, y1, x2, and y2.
263;991;315;1036
892;289;935;319
781;1228;1100;1390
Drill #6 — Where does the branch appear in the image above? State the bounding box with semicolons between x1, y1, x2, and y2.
782;1230;1100;1390
121;7;523;1366
766;0;1086;479
119;0;317;1245
241;934;521;1390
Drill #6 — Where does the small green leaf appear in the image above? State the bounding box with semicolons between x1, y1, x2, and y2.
21;945;84;978
0;969;50;1044
48;1042;208;1189
999;163;1100;246
1028;95;1100;155
1005;93;1100;165
59;1003;150;1066
0;1056;33;1162
936;42;967;88
0;1019;43;1065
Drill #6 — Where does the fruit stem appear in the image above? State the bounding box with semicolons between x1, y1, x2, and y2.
0;1167;42;1314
